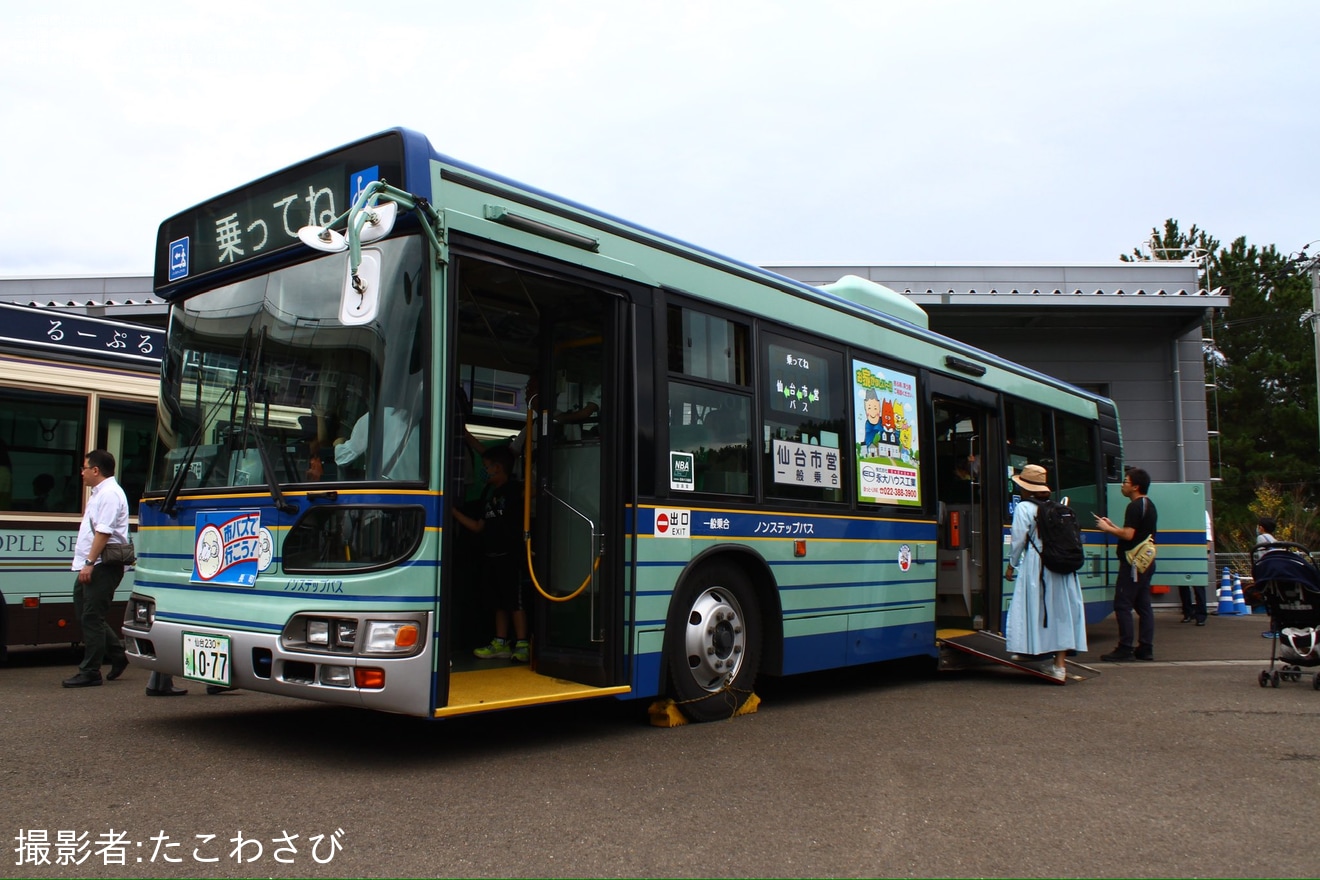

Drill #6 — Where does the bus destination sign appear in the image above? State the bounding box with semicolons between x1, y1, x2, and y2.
154;133;407;294
0;302;163;366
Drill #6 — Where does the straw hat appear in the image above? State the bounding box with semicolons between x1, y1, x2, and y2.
1011;463;1051;495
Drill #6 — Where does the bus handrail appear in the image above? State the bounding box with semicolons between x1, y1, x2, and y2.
520;402;600;604
532;485;602;604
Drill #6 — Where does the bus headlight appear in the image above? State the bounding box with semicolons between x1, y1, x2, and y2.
307;619;330;645
126;597;155;628
282;613;423;656
362;620;421;655
285;616;360;652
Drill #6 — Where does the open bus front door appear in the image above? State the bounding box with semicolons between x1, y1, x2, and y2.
928;385;1096;683
931;393;1000;633
527;312;616;687
440;254;628;717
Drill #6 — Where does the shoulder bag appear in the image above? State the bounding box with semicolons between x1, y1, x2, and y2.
1124;499;1156;573
101;541;137;566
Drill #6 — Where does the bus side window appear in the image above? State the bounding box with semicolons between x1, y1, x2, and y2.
0;388;88;514
0;438;10;509
760;334;846;504
97;399;157;517
702;404;751;495
667;391;752;495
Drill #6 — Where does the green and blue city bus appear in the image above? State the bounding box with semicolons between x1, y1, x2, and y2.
127;128;1134;721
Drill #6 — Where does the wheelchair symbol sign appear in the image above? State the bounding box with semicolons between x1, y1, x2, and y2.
169;237;190;281
350;165;379;205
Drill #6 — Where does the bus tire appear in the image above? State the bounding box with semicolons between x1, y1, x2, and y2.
666;561;762;723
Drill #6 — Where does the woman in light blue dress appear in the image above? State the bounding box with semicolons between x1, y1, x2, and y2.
1005;463;1088;681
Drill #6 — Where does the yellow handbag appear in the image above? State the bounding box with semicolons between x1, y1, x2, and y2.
1125;535;1156;574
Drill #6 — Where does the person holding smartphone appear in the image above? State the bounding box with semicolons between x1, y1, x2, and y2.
1095;467;1159;661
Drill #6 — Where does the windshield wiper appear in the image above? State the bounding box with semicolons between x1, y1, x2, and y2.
159;409;217;516
158;379;241;515
156;324;255;516
239;328;298;515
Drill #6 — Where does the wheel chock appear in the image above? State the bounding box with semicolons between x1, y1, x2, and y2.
648;699;689;727
648;693;761;727
734;692;761;716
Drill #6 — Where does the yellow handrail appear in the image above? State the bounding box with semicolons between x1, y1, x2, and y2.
520;398;598;603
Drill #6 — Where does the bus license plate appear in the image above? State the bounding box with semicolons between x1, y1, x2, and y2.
181;632;231;686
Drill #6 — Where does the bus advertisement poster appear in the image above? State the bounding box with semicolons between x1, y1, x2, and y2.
853;359;920;506
192;510;263;586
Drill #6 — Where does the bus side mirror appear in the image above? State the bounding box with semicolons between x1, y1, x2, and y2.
340;249;381;326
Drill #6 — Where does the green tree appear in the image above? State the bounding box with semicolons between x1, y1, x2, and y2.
1207;237;1317;527
1121;218;1219;264
1122;220;1319;544
1217;482;1320;563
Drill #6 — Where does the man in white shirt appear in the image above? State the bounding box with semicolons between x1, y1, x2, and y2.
63;450;131;688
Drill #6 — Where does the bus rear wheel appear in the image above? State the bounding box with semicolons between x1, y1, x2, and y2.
666;562;762;723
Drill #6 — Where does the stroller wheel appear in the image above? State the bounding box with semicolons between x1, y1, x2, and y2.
1272;670;1283;688
1260;670;1271;688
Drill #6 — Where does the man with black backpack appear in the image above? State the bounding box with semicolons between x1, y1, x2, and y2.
1096;466;1158;662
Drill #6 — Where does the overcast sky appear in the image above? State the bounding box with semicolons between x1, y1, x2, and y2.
1;1;1316;277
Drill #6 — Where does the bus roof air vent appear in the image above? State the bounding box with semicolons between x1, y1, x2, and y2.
820;275;928;330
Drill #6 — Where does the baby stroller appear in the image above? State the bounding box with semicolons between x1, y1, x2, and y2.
1250;542;1320;689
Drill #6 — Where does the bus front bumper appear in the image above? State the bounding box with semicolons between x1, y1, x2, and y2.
121;609;436;717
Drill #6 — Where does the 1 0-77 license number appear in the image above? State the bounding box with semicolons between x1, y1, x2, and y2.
181;632;231;686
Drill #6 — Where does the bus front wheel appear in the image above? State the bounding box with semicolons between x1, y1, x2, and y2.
666;562;762;723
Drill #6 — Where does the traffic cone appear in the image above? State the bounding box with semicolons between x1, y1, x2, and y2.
1215;567;1236;615
1232;575;1250;615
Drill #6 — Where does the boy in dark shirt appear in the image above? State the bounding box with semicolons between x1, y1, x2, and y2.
453;445;529;662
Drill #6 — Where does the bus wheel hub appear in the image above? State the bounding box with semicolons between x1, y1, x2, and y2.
684;587;745;691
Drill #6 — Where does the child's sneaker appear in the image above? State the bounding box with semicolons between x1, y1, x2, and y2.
474;637;511;659
510;640;530;663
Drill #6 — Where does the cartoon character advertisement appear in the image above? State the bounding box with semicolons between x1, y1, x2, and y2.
192;510;273;585
854;359;920;506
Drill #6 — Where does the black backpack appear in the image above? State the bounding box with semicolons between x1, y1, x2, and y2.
1032;499;1085;574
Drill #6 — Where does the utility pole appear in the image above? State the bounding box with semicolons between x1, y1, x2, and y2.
1291;242;1320;458
1310;260;1320;456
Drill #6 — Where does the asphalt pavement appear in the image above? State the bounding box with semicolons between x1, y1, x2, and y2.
1081;599;1274;665
4;604;1315;879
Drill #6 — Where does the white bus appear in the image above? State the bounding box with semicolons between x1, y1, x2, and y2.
0;302;161;663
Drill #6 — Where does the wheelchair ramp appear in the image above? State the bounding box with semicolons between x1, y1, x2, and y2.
937;629;1098;684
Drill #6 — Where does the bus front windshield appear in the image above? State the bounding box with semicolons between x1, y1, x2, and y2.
148;236;428;493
